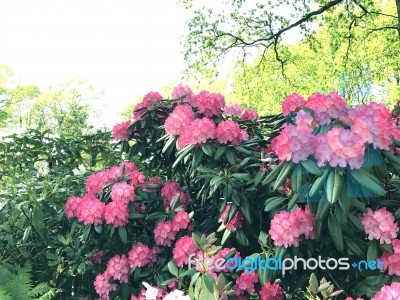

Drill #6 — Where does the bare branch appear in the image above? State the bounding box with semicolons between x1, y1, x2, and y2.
396;0;400;37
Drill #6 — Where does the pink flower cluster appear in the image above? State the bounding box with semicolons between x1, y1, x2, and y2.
161;181;189;209
154;211;191;246
171;84;196;106
269;206;316;248
196;90;225;117
282;93;305;116
112;120;132;141
240;109;259;120
259;282;284;300
371;282;400;300
380;239;400;276
110;182;135;203
269;124;315;163
178;118;217;149
361;207;399;244
223;103;243;117
90;249;105;264
172;235;197;267
272;92;400;169
164;104;195;135
133;91;163;121
216;120;249;145
219;203;244;231
128;243;158;268
104;200;129;227
94;272;117;300
105;254;130;283
234;271;258;296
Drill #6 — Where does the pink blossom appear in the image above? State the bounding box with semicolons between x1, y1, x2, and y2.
161;181;189;209
214;247;241;272
128;243;157;269
90;249;105;264
76;197;105;225
64;196;82;219
196;90;225;117
380;250;400;276
234;271;258;295
216;120;249;145
86;170;111;195
165;104;195;135
172;211;191;231
120;161;138;174
104;201;129;228
282;93;305;116
105;254;130;283
305;92;347;125
295;110;315;129
133;92;163;121
178;118;217;149
112;120;132;141
173;236;197;267
94;272;117;298
154;221;177;247
110;182;135;203
259;282;284;300
269;206;316;248
219;203;243;231
130;170;146;186
361;207;399;244
223;103;243;117
107;165;123;182
240;109;259;120
269;124;314;163
372;282;400;300
171;84;196;106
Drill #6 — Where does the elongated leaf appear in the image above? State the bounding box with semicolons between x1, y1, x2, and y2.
118;227;128;244
273;162;293;190
350;169;386;197
264;197;286;212
309;168;330;198
301;160;323;176
367;241;379;262
328;214;344;252
262;162;286;185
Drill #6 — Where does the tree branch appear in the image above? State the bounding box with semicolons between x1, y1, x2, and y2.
396;0;400;37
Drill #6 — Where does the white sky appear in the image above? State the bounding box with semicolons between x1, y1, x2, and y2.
0;0;189;127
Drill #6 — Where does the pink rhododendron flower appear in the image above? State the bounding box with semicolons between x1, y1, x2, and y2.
110;182;135;204
216;120;249;145
86;170;111;195
105;254;130;283
112;120;132;141
94;272;117;298
128;243;157;269
64;196;82;219
305;92;347;125
269;124;314;163
178;118;217;149
154;221;177;246
130;170;146;186
90;249;105;264
76;197;105;225
380;250;400;276
295;110;315;129
219;203;243;231
107;165;123;182
234;271;258;295
372;282;400;300
104;200;129;227
282;93;306;116
196;90;225;117
269;206;316;248
165;104;195;135
214;247;241;272
171;211;191;231
223;103;243;117
173;236;197;267
361;207;399;244
120;161;137;174
161;181;189;209
241;109;259;120
171;84;196;106
133;92;163;121
259;282;284;300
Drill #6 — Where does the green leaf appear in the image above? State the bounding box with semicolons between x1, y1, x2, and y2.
254;170;266;186
225;149;235;165
202;144;215;157
316;200;330;221
367;241;379;261
350;169;386;197
168;260;179;277
301;160;323;176
273;162;293;190
325;170;343;204
262;162;285;185
192;148;204;170
32;206;46;240
328;214;343;252
264;196;286;212
214;146;226;160
118;227;128;244
346;238;365;258
309;168;330;198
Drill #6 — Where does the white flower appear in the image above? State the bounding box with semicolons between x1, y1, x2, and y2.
72;164;87;176
164;290;190;300
33;161;50;177
142;282;159;300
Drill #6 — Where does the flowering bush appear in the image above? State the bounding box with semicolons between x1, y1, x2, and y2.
63;88;400;299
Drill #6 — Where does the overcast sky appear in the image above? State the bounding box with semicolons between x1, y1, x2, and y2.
0;0;189;126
